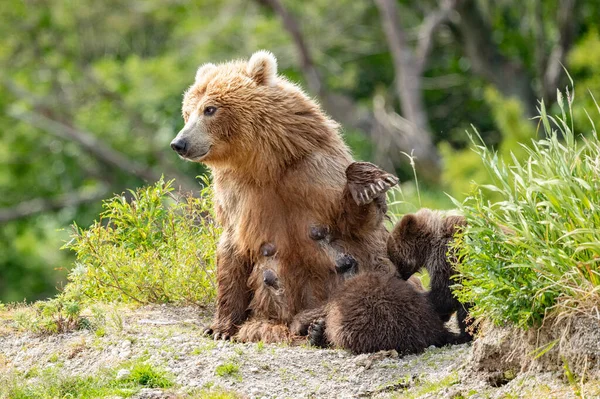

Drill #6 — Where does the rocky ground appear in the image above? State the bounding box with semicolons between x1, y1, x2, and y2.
1;305;598;398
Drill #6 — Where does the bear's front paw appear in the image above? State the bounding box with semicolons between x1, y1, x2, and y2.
308;319;328;348
203;323;238;341
346;162;399;205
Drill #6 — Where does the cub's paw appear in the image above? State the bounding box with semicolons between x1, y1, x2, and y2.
308;319;328;348
346;162;399;205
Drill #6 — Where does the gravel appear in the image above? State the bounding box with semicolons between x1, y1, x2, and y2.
1;305;596;398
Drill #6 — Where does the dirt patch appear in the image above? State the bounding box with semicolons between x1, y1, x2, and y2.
471;316;600;379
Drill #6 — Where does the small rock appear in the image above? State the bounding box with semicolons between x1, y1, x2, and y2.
132;388;167;399
121;340;132;348
353;354;369;366
116;368;131;381
119;349;132;359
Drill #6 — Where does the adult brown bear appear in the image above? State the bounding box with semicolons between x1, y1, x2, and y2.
170;51;393;341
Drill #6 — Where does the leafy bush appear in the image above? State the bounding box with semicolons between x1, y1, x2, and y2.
63;177;220;305
11;296;88;334
452;91;600;328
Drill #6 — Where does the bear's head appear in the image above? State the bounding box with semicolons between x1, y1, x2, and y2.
387;211;435;278
170;50;341;180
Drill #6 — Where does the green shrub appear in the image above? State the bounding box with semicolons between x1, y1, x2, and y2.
452;90;600;328
12;295;88;334
63;177;220;305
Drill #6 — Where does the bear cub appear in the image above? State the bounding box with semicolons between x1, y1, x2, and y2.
305;272;467;354
388;208;473;341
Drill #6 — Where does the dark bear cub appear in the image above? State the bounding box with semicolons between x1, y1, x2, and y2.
388;208;473;341
304;272;467;354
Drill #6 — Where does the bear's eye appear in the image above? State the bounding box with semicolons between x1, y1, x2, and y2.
203;106;217;116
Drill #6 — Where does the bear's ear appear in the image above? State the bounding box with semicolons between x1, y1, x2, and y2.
397;214;420;237
247;50;278;86
195;63;217;83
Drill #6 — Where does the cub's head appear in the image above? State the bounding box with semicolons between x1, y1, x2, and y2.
170;50;337;175
388;211;433;278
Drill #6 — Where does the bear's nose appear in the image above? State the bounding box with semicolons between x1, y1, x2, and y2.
170;138;188;155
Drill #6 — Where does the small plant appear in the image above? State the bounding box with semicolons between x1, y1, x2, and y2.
12;296;89;334
452;88;600;328
126;362;174;388
215;361;240;378
63;177;220;305
256;341;265;353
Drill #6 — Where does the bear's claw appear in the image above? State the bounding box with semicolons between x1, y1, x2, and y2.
345;162;399;206
203;324;235;341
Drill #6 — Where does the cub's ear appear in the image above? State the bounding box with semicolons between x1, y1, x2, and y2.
195;63;217;82
396;214;420;237
247;50;277;86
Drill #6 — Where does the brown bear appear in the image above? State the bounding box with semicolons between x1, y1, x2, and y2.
236;161;400;343
387;208;473;340
170;51;394;341
302;272;467;354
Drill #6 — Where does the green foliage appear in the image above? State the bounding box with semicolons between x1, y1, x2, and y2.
12;295;90;334
63;177;220;305
126;362;174;388
0;360;174;399
441;87;537;201
452;91;600;328
215;362;240;378
568;29;600;132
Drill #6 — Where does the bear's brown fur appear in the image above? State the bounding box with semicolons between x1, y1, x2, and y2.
170;51;393;341
305;272;465;354
388;208;472;340
237;162;399;342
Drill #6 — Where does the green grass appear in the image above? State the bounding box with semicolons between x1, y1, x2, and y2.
215;361;240;379
62;177;220;306
0;360;173;399
392;372;459;399
452;88;600;328
126;362;174;388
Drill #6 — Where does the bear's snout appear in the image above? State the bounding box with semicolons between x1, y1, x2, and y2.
170;138;188;155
